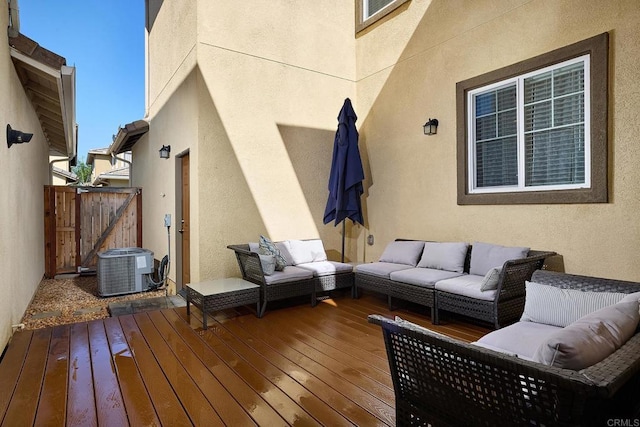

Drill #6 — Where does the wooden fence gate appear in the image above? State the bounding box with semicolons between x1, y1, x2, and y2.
44;186;142;278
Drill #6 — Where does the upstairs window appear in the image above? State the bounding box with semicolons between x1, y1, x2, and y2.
470;57;589;192
456;33;608;204
356;0;409;32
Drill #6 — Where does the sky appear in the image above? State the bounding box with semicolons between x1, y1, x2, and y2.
18;0;146;162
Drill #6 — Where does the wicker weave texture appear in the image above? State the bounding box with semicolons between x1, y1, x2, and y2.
228;244;320;317
369;313;640;426
435;250;554;328
315;272;354;292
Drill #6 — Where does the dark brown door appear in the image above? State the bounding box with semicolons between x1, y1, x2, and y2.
180;154;190;289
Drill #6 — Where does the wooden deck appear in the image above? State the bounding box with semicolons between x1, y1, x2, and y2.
0;292;488;426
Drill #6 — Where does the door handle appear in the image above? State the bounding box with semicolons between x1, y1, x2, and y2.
178;219;185;233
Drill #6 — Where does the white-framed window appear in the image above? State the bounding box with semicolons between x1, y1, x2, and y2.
363;0;395;20
356;0;409;33
456;33;608;205
468;56;590;194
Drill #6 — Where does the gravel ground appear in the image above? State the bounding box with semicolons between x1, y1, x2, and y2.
21;275;166;330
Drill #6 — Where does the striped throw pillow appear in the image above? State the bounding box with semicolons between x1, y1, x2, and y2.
521;281;631;327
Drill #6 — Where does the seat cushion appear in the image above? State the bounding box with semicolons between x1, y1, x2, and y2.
285;239;328;265
474;321;562;361
355;262;414;278
435;274;497;301
379;241;425;266
390;268;463;289
417;242;468;273
470;242;529;276
533;299;640;370
263;266;314;285
296;261;352;277
521;281;632;327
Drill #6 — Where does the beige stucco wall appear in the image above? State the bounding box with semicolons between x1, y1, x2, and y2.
356;0;640;280
141;0;639;284
0;8;51;349
141;0;357;285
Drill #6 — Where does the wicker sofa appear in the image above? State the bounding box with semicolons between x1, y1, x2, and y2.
369;270;640;426
355;239;555;328
228;239;353;317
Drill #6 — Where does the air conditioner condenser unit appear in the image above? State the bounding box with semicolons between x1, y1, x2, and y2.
97;248;154;297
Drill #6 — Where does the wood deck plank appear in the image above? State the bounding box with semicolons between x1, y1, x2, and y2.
66;322;97;427
0;329;33;421
145;310;268;426
176;309;388;426
132;312;226;426
196;311;388;427
260;308;395;406
87;320;129;427
2;328;51;426
118;315;193;426
0;292;492;427
102;317;161;426
35;325;70;426
170;308;351;427
230;308;396;425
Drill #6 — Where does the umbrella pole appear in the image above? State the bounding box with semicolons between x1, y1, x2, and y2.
341;221;346;263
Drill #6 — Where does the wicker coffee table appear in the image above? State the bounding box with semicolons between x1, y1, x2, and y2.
186;277;260;329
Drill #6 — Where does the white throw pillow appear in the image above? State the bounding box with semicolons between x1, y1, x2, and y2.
417;242;468;273
285;239;327;265
379;241;425;266
533;300;640;370
480;267;502;291
521;281;631;327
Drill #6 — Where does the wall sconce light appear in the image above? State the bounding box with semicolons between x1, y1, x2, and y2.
6;124;33;148
423;118;439;136
159;145;171;159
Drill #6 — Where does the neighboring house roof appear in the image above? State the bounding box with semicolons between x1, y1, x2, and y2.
8;32;77;159
86;147;110;165
110;120;149;154
92;165;130;186
52;166;77;183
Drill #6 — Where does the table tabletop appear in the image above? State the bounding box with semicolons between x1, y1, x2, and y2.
186;277;258;297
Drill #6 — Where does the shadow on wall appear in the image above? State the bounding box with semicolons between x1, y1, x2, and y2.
278;123;372;261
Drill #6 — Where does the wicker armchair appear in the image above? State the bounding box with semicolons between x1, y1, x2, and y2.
227;244;317;317
369;270;640;426
435;250;556;328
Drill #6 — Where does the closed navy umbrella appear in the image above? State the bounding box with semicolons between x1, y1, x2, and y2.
323;98;364;261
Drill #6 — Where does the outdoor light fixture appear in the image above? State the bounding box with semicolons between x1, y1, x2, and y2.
159;145;171;159
6;124;33;148
423;118;439;136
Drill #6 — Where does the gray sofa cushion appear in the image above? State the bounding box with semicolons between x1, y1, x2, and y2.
390;268;463;289
521;281;631;327
296;261;352;277
474;321;562;361
263;266;314;285
379;241;425;266
258;254;276;275
470;241;529;276
435;274;497;301
355;262;414;278
533;300;640;370
417;242;468;273
479;267;502;291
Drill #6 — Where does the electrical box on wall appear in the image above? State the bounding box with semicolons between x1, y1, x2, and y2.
164;214;171;227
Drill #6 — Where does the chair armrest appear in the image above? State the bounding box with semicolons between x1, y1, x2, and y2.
496;250;556;300
368;314;600;425
227;244;266;286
